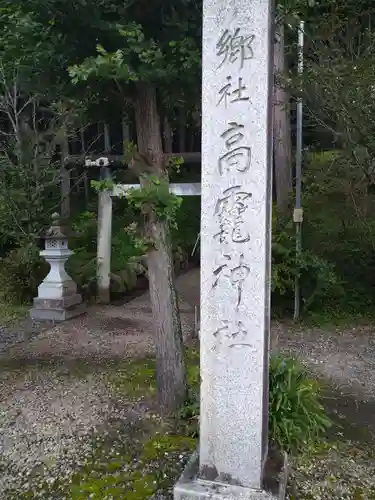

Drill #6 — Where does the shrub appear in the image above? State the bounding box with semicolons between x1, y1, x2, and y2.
0;151;59;257
271;220;343;316
68;208;197;300
172;196;200;261
178;352;331;453
68;211;147;300
0;242;49;304
177;350;200;437
270;148;375;319
269;355;331;453
300;150;375;316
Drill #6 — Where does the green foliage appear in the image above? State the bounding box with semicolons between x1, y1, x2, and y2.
167;156;184;174
269;355;331;453
66;206;193;303
67;211;147;300
177;349;200;437
172;196;200;259
125;176;182;227
0;243;48;304
303;16;375;155
123;140;138;164
67;7;201;90
177;351;331;452
90;179;115;192
297;150;375;319
270;143;375;321
0;0;202;317
0;195;199;308
271;220;342;316
0;152;59;254
166;155;184;174
142;435;196;462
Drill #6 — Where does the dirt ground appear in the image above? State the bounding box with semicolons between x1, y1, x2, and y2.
1;267;375;499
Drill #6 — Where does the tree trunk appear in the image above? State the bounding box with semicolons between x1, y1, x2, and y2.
133;83;187;414
122;114;130;155
273;22;292;215
178;108;186;153
60;128;70;219
80;127;89;208
163;116;173;153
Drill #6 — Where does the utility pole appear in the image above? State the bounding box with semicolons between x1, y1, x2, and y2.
294;20;305;321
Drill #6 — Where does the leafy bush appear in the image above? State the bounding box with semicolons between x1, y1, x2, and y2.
0;200;199;307
269;355;331;453
172;196;200;261
300;150;375;317
177;350;200;437
0;242;49;304
271;220;343;316
68;211;147;300
0;146;60;257
68;206;198;300
270;148;375;320
179;352;331;453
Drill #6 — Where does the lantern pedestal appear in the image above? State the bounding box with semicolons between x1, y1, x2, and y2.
30;213;86;322
30;297;86;322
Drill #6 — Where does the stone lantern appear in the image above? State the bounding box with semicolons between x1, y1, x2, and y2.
30;213;86;322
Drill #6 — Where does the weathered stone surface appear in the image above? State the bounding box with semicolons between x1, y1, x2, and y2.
30;214;85;322
30;303;86;322
32;294;83;310
174;452;287;500
198;0;274;492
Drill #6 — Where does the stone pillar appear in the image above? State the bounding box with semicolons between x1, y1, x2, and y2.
174;0;286;498
30;213;86;322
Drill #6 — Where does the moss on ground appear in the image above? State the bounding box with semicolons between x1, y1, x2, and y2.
5;346;375;499
106;357;157;399
0;302;28;325
5;414;197;499
106;347;200;400
3;349;200;499
142;435;196;462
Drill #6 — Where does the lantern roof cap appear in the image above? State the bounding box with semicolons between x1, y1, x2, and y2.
44;213;69;240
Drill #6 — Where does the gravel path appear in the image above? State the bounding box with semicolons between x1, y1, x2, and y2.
177;269;375;405
272;322;375;404
0;289;196;497
1;268;375;498
0;369;122;493
0;318;50;355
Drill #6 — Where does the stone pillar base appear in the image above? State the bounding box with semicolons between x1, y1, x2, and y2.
174;451;288;500
30;295;86;322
